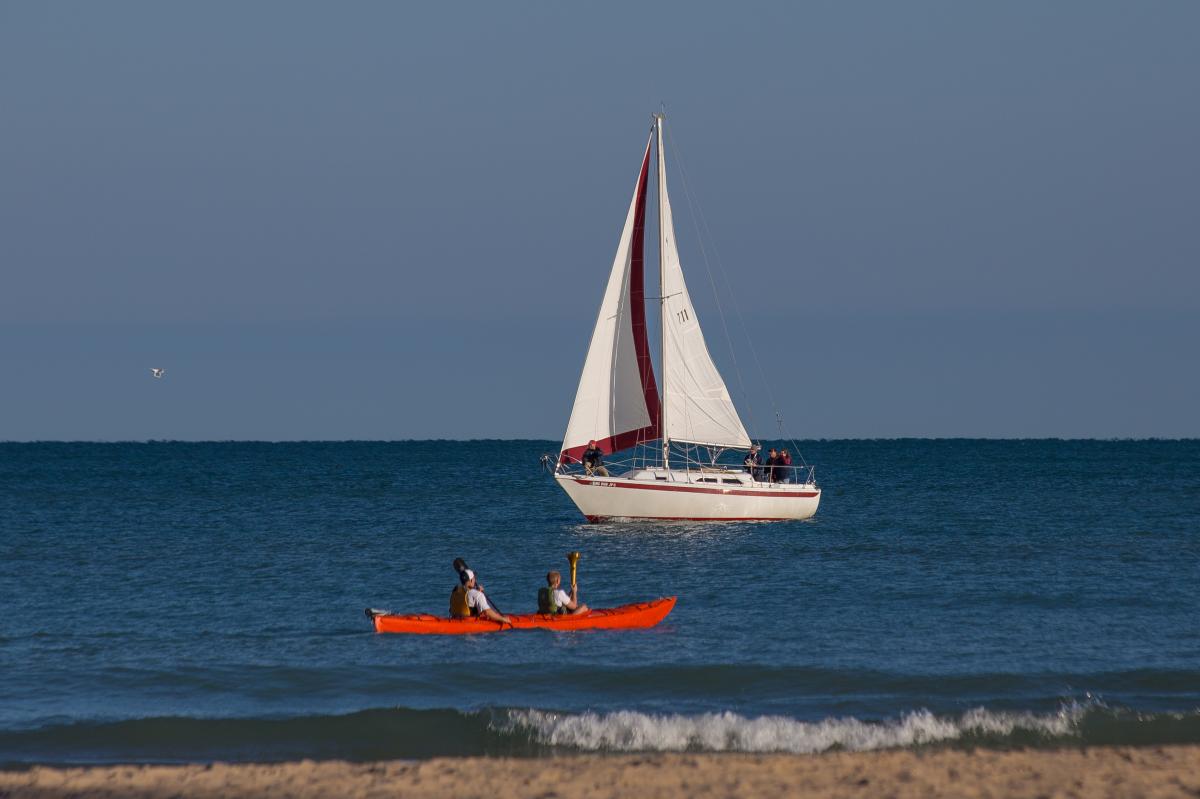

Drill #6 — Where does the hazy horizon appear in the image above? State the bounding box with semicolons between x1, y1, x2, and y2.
3;435;1196;444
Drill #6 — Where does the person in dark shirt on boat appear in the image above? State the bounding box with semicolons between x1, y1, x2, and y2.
582;440;609;477
779;449;793;483
765;448;781;482
744;444;762;479
449;564;511;625
537;570;589;615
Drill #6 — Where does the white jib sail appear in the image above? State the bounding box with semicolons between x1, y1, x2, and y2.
657;123;752;450
561;135;658;458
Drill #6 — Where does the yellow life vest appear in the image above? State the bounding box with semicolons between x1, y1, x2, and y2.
449;585;471;618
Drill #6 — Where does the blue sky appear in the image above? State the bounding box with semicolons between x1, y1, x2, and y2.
2;2;1197;439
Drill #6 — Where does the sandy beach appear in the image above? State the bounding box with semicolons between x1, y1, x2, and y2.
4;746;1199;799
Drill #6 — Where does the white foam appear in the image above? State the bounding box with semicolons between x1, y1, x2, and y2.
501;706;1084;753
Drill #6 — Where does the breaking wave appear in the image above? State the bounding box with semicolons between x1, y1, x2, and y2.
500;706;1083;753
6;703;1200;764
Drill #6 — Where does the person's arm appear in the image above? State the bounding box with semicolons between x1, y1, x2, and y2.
482;607;511;625
562;586;589;614
471;589;507;622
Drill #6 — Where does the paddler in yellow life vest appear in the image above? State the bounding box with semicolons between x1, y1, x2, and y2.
537;570;590;616
449;563;511;625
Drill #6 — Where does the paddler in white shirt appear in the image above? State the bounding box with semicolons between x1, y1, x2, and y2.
449;562;511;625
538;570;589;616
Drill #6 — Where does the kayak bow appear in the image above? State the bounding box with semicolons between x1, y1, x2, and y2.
367;596;676;634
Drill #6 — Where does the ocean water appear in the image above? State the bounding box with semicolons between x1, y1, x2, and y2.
1;439;1198;764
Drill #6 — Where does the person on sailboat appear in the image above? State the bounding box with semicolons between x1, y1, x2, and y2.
766;448;781;483
537;570;589;616
582;440;609;477
744;445;762;479
449;568;511;625
780;449;793;483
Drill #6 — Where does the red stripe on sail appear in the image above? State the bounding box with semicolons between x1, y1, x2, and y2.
563;139;659;463
626;135;661;449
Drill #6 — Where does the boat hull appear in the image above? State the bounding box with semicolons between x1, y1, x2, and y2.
555;474;820;522
370;596;676;634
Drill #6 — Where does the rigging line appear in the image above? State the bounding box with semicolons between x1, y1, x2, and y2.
665;122;760;444
666;125;812;469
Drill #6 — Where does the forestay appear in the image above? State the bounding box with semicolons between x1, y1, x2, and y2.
656;122;752;450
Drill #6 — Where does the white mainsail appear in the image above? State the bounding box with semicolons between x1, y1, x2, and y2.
560;134;660;460
656;119;752;450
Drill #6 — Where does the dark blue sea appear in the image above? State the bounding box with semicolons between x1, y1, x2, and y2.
1;439;1198;764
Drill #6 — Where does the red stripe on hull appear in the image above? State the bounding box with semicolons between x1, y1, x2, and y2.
574;477;818;499
586;515;809;523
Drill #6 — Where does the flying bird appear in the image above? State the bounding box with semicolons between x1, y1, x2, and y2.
150;368;165;379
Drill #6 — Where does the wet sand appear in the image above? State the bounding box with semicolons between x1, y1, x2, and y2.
3;746;1199;798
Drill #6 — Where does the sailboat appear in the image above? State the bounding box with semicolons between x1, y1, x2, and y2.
553;114;821;522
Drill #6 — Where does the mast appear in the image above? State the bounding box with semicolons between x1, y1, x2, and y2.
655;113;669;471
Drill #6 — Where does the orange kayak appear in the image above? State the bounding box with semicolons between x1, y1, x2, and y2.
367;596;676;635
